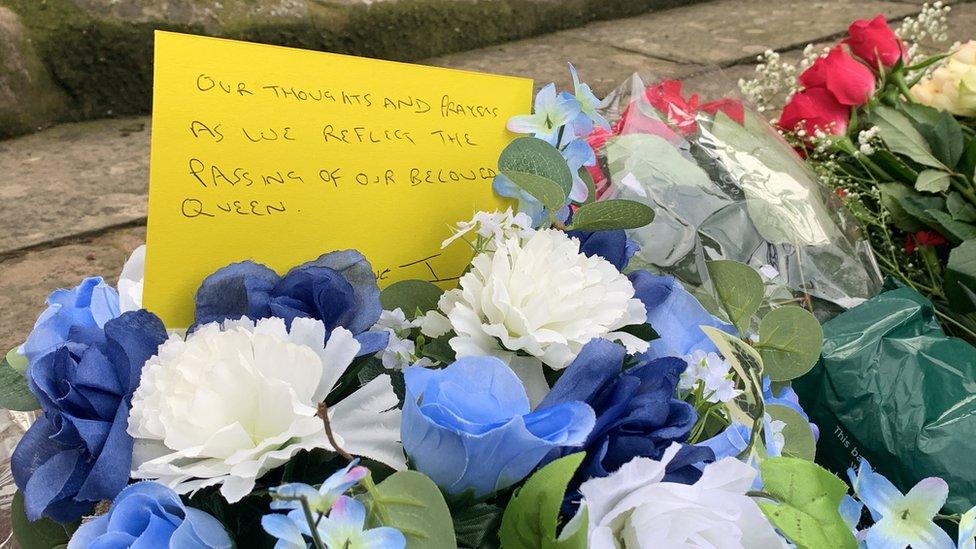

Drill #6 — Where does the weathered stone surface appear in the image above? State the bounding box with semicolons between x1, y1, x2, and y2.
0;116;149;254
0;6;70;138
429;31;702;96
565;0;919;67
0;226;145;353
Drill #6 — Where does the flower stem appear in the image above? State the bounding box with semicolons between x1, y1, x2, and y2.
317;402;354;461
361;471;394;527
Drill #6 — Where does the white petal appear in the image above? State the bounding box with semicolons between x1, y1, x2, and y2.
330;375;406;470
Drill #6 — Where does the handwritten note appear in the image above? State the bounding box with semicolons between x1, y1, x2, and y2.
144;31;532;328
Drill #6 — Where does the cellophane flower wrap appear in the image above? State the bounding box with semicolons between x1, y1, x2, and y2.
591;74;882;314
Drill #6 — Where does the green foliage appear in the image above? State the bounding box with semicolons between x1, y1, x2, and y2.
498;137;573;211
706;260;764;335
0;348;39;411
11;492;78;549
755;306;823;382
945;240;976;313
453;502;505;548
915;169;952;193
186;487;275;548
380;280;444;319
757;458;857;549
569;199;654;231
900;103;965;168
879;182;944;232
870;105;947;170
499;453;588;549
766;404;817;461
371;471;457;549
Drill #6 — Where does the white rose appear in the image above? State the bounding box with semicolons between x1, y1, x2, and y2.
580;443;787;549
118;244;145;312
912;41;976;116
422;229;648;371
127;317;405;503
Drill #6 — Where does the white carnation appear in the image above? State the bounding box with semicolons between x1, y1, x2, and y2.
118;244;145;312
422;229;648;370
127;317;405;503
580;443;787;548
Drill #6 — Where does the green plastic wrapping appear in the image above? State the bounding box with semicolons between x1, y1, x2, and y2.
795;285;976;514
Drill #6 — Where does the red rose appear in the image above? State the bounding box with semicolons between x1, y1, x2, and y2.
905;230;948;254
778;88;851;136
701;98;745;125
585;127;612;194
643;80;700;134
844;15;908;69
799;46;877;106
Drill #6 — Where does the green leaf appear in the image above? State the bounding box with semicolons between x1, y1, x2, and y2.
498;137;573;203
701;327;765;455
11;491;78;549
371;471;457;549
870;105;947;170
706;260;764;336
900;103;965;167
766;404;817;461
948;191;976;223
0;351;39;411
945;240;976;313
379;280;444;320
419;335;455;364
755;306;823;382
499;453;588;549
500;170;568;212
569;199;654;231
915;169;952;193
926;209;976;242
452;502;504;548
6;346;28;376
617;323;658;342
758;458;858;549
878;182;945;232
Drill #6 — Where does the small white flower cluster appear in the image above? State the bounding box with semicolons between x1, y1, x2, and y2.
373;308;433;370
441;208;535;252
738;49;799;114
679;350;740;404
898;2;951;46
857;126;882;156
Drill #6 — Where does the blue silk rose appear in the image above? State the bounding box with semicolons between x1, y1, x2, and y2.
539;339;712;486
629;271;736;360
12;310;168;523
194;250;387;354
67;482;232;548
19;277;120;365
401;357;595;499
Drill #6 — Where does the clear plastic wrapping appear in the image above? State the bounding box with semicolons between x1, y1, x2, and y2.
592;74;882;316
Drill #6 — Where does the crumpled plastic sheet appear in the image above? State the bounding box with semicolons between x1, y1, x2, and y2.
593;74;882;318
0;410;34;511
795;285;976;515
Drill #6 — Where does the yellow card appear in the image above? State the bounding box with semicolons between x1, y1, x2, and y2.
144;31;532;328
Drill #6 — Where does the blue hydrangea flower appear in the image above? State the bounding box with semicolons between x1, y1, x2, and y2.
270;460;368;515
20;277;120;365
561;139;597;202
194;250;387;355
848;459;955;548
12;310;168;523
507;83;581;145
263;496;405;549
629;271;736;360
401;356;595;498
67;482;231;548
539;339;711;486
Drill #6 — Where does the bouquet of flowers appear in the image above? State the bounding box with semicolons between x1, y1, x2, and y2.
740;2;976;341
2;65;975;549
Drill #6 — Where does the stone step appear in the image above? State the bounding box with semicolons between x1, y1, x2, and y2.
0;0;708;139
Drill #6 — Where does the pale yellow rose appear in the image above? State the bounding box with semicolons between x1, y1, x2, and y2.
912;41;976;116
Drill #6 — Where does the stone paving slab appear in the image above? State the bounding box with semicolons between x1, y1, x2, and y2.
564;0;918;67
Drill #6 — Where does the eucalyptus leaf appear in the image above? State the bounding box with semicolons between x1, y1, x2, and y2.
570;199;654;231
945;240;976;313
758;458;858;549
870;105;946;170
380;280;444;320
499;453;588;549
11;491;78;549
498;137;574;198
915;169;952;193
500;170;568;212
706;260;764;336
6;346;28;376
766;404;817;461
756;306;823;382
371;471;456;549
0;352;39;412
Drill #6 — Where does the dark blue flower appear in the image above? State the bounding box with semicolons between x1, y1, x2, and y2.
67;481;232;548
629;271;736;360
566;229;636;272
539;339;712;487
194;250;387;355
12;310;168;523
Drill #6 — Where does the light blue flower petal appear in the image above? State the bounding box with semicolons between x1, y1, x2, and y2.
176;507;234;548
902;477;949;521
328;496;367;530
360;527;407;549
699;422;750;460
839;495;863;532
959;505;976;549
534;83;557;114
262;514;307;548
507;113;547;135
67;516;109;549
855;461;903;519
129;513;179;549
270;482;321;511
868;516;955;549
561;139;596;202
